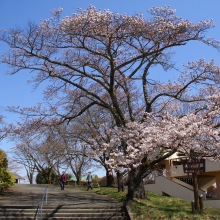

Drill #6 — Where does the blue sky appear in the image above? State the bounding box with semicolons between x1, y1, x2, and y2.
0;0;220;178
1;0;220;112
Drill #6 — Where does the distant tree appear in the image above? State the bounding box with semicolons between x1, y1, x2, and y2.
35;172;45;184
74;107;119;187
65;141;93;185
91;175;100;187
10;145;36;184
9;122;67;184
0;149;8;169
36;168;57;184
7;158;23;174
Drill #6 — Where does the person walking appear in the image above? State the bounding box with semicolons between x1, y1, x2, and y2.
60;171;66;190
86;171;93;191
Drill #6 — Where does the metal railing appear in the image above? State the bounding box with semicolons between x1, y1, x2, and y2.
35;186;48;220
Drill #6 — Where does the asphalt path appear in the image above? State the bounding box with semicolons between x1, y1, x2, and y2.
0;184;120;207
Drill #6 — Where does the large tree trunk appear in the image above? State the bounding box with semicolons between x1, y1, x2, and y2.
126;168;147;200
45;173;52;184
41;169;52;184
26;169;33;184
28;172;33;184
76;176;80;185
117;171;124;192
76;172;81;185
106;169;114;186
126;150;178;200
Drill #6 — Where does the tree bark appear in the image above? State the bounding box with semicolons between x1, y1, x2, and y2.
125;149;177;200
106;169;114;186
117;171;124;192
76;173;81;185
126;168;147;200
28;173;33;184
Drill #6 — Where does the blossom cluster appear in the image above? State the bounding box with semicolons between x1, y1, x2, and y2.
88;94;220;171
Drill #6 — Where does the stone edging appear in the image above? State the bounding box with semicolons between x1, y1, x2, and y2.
124;203;134;220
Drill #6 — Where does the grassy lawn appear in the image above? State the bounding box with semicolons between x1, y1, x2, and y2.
89;187;220;220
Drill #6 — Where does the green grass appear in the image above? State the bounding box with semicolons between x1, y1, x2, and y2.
89;187;220;220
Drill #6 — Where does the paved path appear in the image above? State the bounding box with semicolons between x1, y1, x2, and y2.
0;184;120;207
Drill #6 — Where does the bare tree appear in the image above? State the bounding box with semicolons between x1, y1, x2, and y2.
10;146;36;184
52;123;94;185
9;121;67;184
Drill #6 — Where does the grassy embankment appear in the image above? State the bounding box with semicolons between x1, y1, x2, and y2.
90;187;220;220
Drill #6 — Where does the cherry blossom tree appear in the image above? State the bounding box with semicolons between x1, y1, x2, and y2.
9;117;95;185
0;115;13;141
1;5;220;200
51;122;94;185
9;119;67;184
93;95;220;198
73;107;118;186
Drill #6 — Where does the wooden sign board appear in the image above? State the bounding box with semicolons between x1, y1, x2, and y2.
182;159;205;173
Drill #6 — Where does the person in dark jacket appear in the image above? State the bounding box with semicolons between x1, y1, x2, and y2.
60;171;66;190
86;172;93;191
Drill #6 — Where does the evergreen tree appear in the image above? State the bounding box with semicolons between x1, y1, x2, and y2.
0;149;15;193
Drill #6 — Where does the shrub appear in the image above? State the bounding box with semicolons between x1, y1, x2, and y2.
99;176;107;186
0;169;15;193
92;175;101;187
0;149;15;193
99;175;117;187
36;168;57;184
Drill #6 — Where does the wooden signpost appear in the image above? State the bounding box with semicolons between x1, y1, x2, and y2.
182;159;205;173
182;158;205;212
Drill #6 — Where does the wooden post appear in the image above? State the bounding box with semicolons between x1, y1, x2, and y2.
191;200;195;213
199;195;204;211
192;172;199;211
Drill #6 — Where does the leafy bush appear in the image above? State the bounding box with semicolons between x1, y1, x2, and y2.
0;149;15;193
0;149;8;169
92;175;100;187
0;169;15;193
